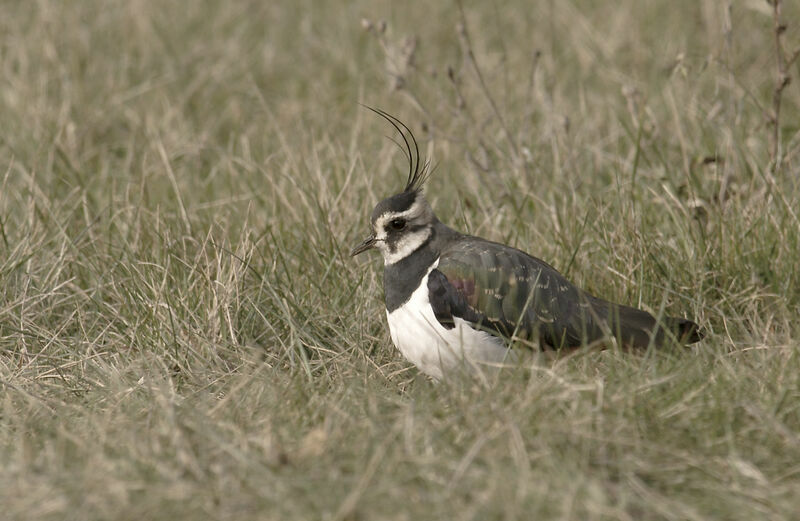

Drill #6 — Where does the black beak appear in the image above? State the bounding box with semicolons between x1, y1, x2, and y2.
350;234;377;257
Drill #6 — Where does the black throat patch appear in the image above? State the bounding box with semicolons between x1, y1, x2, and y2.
383;229;438;312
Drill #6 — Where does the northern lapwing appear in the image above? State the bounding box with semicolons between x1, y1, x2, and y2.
351;109;703;379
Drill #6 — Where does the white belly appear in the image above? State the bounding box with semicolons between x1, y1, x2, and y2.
386;266;512;379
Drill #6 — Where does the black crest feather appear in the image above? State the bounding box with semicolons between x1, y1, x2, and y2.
363;106;430;194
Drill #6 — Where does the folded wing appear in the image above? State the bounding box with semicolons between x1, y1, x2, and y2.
429;238;702;348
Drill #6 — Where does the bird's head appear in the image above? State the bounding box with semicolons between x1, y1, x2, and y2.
350;108;436;265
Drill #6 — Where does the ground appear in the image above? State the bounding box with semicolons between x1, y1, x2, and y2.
1;1;800;519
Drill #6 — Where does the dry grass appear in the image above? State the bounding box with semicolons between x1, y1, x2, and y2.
1;0;800;519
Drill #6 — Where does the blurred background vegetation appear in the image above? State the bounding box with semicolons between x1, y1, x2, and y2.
1;1;799;519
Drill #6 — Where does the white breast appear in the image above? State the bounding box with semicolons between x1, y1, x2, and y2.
385;262;512;379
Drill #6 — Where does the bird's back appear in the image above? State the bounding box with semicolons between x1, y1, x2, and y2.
436;234;701;348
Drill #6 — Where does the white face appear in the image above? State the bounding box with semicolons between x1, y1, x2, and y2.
373;196;433;265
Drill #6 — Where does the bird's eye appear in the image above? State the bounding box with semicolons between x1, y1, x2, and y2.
389;219;406;231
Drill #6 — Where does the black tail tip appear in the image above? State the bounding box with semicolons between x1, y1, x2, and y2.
669;318;704;344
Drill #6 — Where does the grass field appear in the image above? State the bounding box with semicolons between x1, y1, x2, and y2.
2;0;800;519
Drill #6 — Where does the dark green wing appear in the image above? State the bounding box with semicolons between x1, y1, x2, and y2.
433;238;593;347
433;237;702;348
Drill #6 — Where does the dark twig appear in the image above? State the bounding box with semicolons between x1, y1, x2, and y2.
769;0;800;171
455;0;519;160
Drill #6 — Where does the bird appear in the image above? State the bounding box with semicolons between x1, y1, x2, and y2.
351;108;703;380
